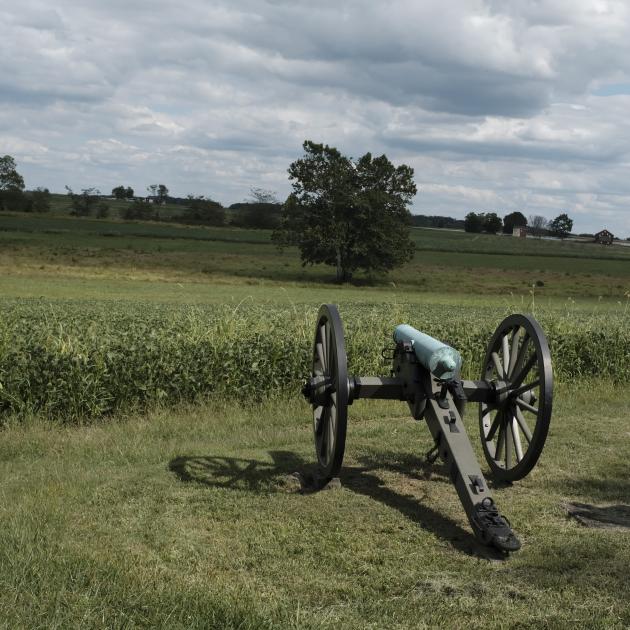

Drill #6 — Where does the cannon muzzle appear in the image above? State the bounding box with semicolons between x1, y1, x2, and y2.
393;324;462;380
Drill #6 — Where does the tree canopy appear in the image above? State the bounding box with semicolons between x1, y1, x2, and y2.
503;211;527;233
465;211;502;234
0;155;25;192
183;195;225;226
273;141;416;282
0;155;27;211
65;186;104;217
549;213;573;238
112;185;134;199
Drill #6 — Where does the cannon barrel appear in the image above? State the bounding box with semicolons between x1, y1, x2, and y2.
393;324;462;380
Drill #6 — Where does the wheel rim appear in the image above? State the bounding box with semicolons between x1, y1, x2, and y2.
311;304;348;480
479;314;553;481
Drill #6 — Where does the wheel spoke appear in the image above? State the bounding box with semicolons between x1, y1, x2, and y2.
501;334;510;375
510;415;524;462
325;322;333;370
319;325;327;369
511;353;537;389
514;406;533;443
316;342;326;372
517;398;538;415
481;404;495;418
507;327;523;377
512;379;540;398
486;409;502;441
319;407;329;459
505;415;513;469
491;352;505;378
495;419;506;461
314;405;324;435
510;332;530;382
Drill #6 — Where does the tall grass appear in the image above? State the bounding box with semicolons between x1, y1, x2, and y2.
0;298;628;421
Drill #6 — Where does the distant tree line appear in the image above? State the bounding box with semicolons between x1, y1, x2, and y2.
410;215;464;229
462;210;574;238
0;153;578;240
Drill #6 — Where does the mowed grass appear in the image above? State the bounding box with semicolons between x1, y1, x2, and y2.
0;382;629;628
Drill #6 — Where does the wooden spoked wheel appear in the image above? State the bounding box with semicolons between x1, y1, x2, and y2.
309;304;349;480
479;314;553;482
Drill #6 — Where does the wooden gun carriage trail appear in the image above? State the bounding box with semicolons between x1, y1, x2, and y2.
301;304;553;554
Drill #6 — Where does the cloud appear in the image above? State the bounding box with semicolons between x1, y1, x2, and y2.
0;0;629;234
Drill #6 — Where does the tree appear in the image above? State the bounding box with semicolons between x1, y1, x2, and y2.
121;198;153;220
549;213;573;239
183;195;225;226
112;185;126;199
273;141;416;282
464;212;483;233
113;185;134;200
0;155;25;193
158;184;169;204
503;211;527;234
0;155;26;211
146;184;168;204
528;215;548;237
231;188;282;229
483;212;502;234
249;188;278;204
65;186;101;216
29;187;51;213
95;201;110;218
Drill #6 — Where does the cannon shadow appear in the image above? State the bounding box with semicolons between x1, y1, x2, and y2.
168;450;502;558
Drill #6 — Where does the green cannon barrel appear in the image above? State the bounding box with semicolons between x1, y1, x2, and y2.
393;324;462;380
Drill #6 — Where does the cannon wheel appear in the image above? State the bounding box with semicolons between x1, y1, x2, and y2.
310;304;349;481
479;314;553;482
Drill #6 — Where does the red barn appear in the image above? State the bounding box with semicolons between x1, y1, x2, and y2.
594;229;614;245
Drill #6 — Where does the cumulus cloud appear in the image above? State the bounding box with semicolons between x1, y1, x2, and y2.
0;0;629;233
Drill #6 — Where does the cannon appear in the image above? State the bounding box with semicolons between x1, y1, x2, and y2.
301;304;553;553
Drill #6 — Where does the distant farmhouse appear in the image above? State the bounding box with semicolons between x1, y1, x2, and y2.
512;226;527;238
594;229;614;245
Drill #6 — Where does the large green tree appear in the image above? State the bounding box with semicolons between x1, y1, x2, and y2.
483;212;502;234
0;155;25;192
29;187;51;213
464;212;483;233
549;213;573;238
273;141;416;282
503;211;527;234
0;155;26;211
65;186;101;216
183;195;225;226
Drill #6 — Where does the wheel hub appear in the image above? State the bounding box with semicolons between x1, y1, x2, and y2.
302;375;333;406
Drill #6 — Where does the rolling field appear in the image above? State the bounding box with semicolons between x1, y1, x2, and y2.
1;211;629;628
1;211;630;298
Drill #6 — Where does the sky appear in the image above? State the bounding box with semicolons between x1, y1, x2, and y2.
1;0;630;236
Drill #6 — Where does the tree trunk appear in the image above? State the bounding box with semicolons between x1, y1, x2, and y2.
335;248;343;283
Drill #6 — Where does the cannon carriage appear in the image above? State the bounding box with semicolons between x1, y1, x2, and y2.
302;304;553;553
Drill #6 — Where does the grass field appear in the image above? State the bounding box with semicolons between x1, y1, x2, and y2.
1;211;630;299
1;384;629;628
1;210;629;628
